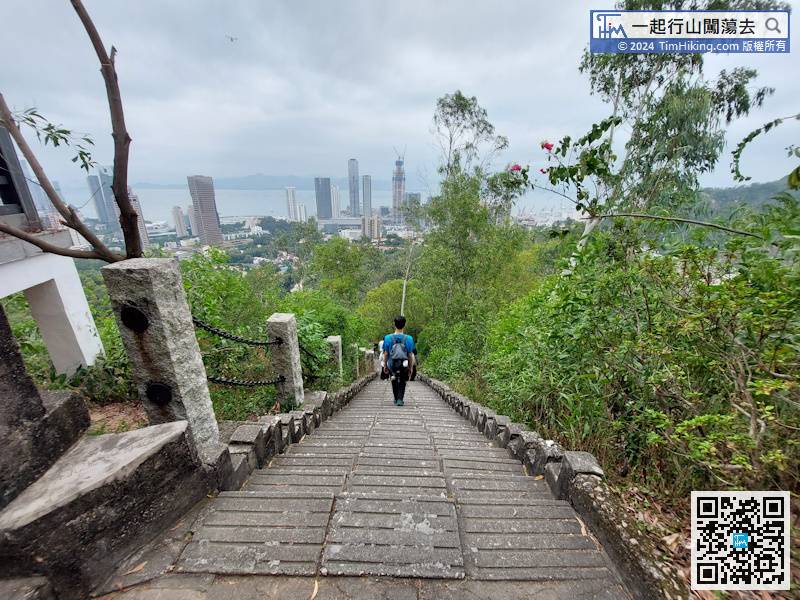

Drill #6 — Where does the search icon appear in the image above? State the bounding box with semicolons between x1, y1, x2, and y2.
765;16;781;34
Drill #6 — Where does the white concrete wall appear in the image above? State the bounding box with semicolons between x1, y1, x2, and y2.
0;252;104;374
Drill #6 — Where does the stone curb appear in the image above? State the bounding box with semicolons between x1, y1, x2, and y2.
417;373;686;600
219;371;379;491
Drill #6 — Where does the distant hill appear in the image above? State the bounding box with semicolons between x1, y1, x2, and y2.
702;177;789;212
133;174;392;191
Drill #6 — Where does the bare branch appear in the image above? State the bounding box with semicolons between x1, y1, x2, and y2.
0;221;121;261
70;0;142;259
594;212;764;239
0;92;120;262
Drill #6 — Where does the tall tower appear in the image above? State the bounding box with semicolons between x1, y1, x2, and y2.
348;159;360;217
392;156;405;224
331;184;341;218
127;186;149;248
97;165;119;231
314;177;332;220
172;206;187;237
285;186;298;221
362;175;372;218
187;175;223;245
87;174;109;225
187;204;198;236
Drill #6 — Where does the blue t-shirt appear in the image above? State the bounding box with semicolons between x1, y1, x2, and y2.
383;333;416;369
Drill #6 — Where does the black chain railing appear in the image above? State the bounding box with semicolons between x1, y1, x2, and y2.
206;374;285;387
192;315;283;388
192;316;283;347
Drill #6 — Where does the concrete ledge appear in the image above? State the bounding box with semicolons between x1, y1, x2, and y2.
0;576;55;600
416;373;682;600
0;422;210;600
569;475;686;600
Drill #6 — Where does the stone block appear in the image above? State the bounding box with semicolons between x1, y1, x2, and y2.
544;461;562;495
227;443;257;473
278;414;295;447
484;416;498;440
493;415;512;447
553;451;604;500
509;430;543;462
257;416;282;462
522;439;564;476
222;454;251;491
229;424;266;467
0;421;209;600
208;443;234;491
101;259;219;458
290;411;308;440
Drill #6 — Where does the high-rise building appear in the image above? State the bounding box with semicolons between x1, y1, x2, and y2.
392;158;405;223
127;186;149;248
187;175;223;245
314;177;332;220
348;159;360;217
172;205;187;237
362;175;372;218
86;165;119;232
187;204;198;236
87;174;108;226
298;203;307;222
285;187;299;221
331;184;341;218
361;213;381;241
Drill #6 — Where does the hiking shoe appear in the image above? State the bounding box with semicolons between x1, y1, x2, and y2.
397;399;404;407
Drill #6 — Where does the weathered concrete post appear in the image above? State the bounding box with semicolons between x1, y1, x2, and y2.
326;335;343;379
267;313;304;407
352;343;361;378
101;258;219;457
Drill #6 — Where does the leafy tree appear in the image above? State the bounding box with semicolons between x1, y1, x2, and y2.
433;90;509;178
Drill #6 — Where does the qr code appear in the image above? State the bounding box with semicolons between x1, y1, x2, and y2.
691;491;790;590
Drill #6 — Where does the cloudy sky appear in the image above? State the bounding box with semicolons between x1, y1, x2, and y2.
2;0;797;199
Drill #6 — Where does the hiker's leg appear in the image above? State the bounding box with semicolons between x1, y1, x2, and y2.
397;367;408;402
390;371;400;402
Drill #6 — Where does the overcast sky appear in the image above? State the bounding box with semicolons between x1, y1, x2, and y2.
2;0;797;198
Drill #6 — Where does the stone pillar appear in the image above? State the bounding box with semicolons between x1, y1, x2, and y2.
326;335;342;379
267;313;304;407
352;343;361;378
101;258;219;458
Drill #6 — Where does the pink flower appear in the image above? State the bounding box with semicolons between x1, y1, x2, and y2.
541;141;554;151
509;164;522;172
539;168;548;174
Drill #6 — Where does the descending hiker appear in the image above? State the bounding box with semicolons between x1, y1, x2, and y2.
382;315;416;406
